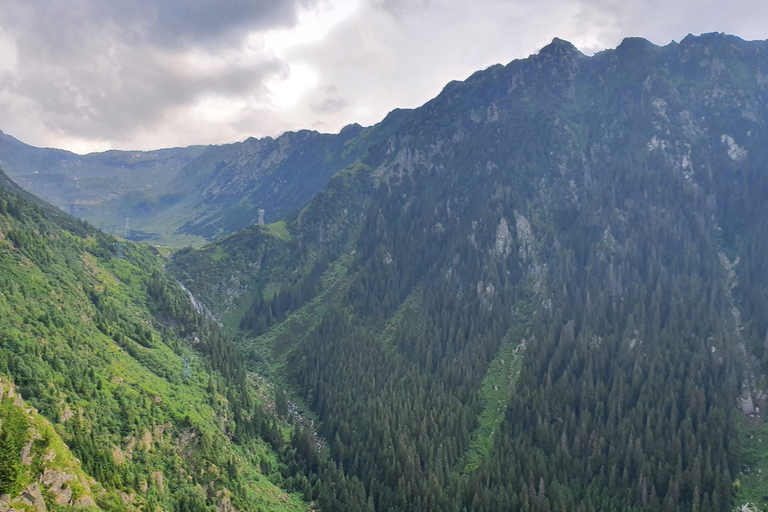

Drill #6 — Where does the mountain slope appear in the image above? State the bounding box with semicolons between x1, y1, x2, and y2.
168;123;368;240
0;377;102;510
0;169;315;512
172;33;768;511
0;131;205;239
0;122;380;245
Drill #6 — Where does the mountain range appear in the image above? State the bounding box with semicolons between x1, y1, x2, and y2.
0;122;373;245
2;32;768;511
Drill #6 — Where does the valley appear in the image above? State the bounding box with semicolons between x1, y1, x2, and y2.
2;32;768;512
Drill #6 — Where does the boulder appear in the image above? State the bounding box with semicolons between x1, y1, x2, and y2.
76;496;95;507
12;483;46;512
40;468;76;505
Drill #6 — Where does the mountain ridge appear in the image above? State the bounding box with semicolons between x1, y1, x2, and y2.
3;32;768;511
170;32;768;511
4;32;763;247
0;122;372;245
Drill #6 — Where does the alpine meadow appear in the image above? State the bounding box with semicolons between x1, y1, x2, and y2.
2;32;768;512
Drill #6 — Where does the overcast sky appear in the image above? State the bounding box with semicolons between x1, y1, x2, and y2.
0;0;765;153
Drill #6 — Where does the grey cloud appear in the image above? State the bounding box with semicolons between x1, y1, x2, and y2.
572;0;768;49
2;0;767;152
0;0;311;146
92;0;304;48
371;0;432;19
311;86;349;113
5;0;310;49
16;48;283;141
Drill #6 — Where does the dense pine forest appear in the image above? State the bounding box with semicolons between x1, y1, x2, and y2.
172;33;768;512
3;32;768;512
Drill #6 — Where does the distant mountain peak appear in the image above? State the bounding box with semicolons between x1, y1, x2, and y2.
617;36;655;48
539;37;582;58
340;123;363;136
549;36;574;47
682;31;728;44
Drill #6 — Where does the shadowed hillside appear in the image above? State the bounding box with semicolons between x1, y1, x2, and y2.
172;33;768;511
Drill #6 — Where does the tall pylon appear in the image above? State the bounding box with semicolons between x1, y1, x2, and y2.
124;217;131;238
258;209;265;225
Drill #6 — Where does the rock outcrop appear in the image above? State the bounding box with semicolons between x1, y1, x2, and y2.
0;378;102;510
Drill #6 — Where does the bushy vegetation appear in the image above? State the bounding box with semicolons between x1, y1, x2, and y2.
0;179;313;511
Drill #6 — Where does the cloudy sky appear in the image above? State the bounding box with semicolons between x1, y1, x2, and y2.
0;0;765;153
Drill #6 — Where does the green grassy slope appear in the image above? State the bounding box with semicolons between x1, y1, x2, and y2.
0;377;102;510
0;171;311;512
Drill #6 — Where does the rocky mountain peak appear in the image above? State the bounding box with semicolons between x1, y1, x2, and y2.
538;37;582;59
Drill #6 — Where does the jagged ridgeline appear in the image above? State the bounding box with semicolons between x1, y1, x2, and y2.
0;170;319;512
172;33;768;511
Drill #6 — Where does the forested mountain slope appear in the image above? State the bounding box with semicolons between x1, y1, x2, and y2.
168;124;371;241
0;122;378;246
172;33;768;511
0;169;320;512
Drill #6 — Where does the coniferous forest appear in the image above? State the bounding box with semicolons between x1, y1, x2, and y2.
3;32;768;512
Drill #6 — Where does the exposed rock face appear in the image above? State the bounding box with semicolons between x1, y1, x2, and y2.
41;469;76;505
721;134;748;162
75;496;95;507
21;427;41;465
60;404;74;423
10;483;47;512
493;218;513;258
514;211;535;260
112;445;126;465
151;471;164;493
0;378;101;510
742;392;756;415
123;435;136;460
118;491;136;505
139;430;152;452
741;378;757;415
55;488;72;506
42;448;56;463
217;496;236;512
20;440;33;465
476;281;496;311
